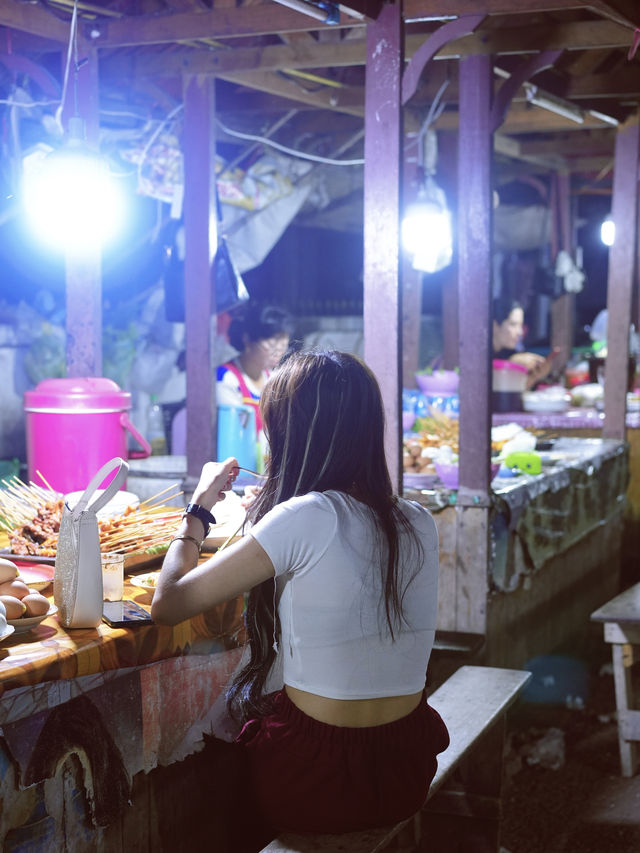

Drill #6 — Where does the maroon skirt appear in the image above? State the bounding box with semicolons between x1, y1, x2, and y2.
236;689;450;835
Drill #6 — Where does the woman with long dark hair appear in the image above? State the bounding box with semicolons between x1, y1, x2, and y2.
152;350;448;840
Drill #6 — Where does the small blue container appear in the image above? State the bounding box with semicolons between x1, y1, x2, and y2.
423;393;459;419
217;405;257;472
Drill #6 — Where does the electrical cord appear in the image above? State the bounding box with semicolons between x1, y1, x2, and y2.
216;117;364;166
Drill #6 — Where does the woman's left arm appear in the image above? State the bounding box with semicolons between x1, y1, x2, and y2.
151;534;274;626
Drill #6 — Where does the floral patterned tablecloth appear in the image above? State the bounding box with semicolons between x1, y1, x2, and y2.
0;578;245;697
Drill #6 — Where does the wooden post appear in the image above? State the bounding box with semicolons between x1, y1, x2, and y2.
363;3;403;492
402;152;422;388
63;45;102;378
439;131;459;371
455;53;493;635
604;117;640;440
183;75;216;482
550;172;574;373
457;54;492;502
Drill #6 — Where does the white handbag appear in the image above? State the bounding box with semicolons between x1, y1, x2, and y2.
54;457;129;629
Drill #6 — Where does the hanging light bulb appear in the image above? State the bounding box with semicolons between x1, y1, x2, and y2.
402;124;453;274
402;175;453;274
22;116;125;256
600;217;615;247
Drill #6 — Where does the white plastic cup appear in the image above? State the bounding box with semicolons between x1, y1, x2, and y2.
101;553;124;601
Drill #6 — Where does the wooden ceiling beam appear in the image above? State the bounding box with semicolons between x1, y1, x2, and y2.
588;0;640;28
563;69;640;98
217;69;365;116
494;132;568;170
443;21;630;62
132;19;631;79
434;101;614;133
87;4;366;48
134;36;364;76
404;0;639;26
0;0;70;42
518;128;615;155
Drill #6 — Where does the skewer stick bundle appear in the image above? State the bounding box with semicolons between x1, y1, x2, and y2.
0;476;185;557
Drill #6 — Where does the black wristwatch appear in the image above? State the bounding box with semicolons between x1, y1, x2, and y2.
182;503;217;537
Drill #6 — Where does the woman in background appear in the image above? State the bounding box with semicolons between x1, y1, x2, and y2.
493;298;552;389
217;303;295;434
153;350;449;847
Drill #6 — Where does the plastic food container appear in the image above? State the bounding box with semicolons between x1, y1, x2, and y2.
434;461;501;490
415;370;459;395
24;377;151;494
492;360;528;412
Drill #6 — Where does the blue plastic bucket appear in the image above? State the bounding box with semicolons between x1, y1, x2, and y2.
217;405;257;471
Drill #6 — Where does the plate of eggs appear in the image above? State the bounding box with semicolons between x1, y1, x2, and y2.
0;557;56;634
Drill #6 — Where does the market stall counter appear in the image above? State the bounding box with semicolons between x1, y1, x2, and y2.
0;571;245;852
407;437;628;672
493;406;640;512
493;407;640;586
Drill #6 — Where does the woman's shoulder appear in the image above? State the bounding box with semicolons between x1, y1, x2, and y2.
397;498;438;539
270;491;337;516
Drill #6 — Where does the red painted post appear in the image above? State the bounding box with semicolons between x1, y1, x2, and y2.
363;3;403;492
439;131;459;371
457;54;493;502
183;75;216;478
550;172;574;372
603;118;640;440
402;151;422;389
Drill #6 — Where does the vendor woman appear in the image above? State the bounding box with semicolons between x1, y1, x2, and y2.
493;298;551;390
217;303;295;458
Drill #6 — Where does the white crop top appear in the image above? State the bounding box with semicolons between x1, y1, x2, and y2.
249;491;439;700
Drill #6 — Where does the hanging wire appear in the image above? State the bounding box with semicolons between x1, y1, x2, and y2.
416;78;450;171
72;1;80;116
216;117;364;166
55;0;79;133
136;102;184;190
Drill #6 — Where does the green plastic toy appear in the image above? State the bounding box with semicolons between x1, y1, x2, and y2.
504;451;542;475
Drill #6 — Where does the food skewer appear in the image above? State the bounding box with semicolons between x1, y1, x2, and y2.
1;474;184;558
36;470;56;492
139;483;184;507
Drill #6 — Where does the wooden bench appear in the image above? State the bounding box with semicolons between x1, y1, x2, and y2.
591;581;640;777
260;665;531;853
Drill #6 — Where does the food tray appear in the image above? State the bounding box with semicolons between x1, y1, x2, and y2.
0;549;166;573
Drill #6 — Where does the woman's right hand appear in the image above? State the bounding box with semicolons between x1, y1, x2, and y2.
509;351;545;372
509;352;553;389
191;457;239;510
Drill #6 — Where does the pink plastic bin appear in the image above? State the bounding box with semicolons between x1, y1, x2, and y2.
24;377;151;494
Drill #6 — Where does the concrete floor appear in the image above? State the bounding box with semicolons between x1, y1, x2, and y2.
500;629;640;853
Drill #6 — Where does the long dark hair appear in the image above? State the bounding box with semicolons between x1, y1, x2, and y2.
225;350;422;723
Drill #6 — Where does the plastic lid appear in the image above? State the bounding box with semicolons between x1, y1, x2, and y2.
492;359;529;374
24;377;131;410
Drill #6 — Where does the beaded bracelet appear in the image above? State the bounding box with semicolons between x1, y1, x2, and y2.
169;534;203;553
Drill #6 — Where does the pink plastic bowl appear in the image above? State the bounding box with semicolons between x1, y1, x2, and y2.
435;461;501;490
434;461;459;489
415;370;459;395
